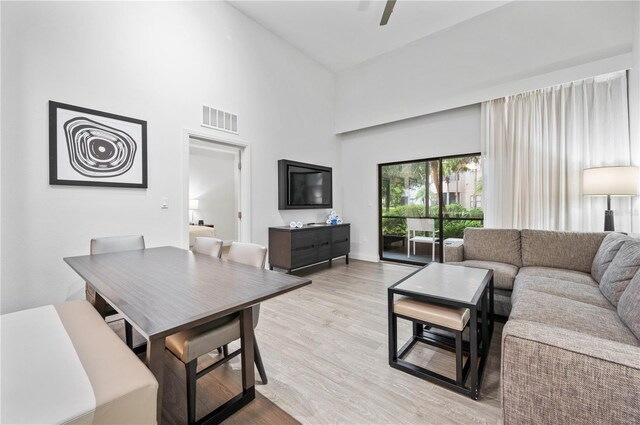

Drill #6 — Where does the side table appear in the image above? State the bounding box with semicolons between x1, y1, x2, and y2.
443;238;464;262
388;262;494;399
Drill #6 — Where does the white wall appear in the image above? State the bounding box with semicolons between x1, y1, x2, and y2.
189;145;237;241
339;105;481;261
335;1;634;133
0;1;340;313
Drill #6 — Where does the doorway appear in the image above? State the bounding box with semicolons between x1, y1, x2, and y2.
378;153;484;265
186;134;246;248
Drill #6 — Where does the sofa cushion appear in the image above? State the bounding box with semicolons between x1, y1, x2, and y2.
600;240;640;307
448;260;518;290
521;229;606;273
512;275;614;310
591;232;630;283
502;320;640;425
509;290;639;346
463;228;522;267
618;270;640;339
517;266;597;286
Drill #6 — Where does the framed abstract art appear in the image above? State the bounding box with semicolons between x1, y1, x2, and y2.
49;101;147;188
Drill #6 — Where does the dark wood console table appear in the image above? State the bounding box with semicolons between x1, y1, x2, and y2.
268;223;350;272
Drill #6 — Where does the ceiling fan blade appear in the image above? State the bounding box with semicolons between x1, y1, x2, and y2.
380;0;397;26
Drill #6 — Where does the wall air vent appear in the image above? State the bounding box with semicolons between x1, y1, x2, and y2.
202;105;238;134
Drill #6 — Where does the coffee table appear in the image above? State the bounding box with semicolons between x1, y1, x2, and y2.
388;262;494;399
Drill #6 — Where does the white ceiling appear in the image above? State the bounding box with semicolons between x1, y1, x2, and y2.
228;1;509;71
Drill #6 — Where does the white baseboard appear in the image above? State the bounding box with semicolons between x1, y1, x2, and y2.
348;252;379;263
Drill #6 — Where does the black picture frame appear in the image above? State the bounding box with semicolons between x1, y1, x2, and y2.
49;101;148;188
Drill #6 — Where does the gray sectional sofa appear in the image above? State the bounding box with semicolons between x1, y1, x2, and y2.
446;228;640;425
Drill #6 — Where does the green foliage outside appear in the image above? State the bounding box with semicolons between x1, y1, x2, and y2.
383;203;484;220
382;203;484;239
381;162;428;209
438;220;483;239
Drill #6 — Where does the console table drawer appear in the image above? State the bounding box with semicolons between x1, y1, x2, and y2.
291;231;316;249
332;226;350;244
291;247;318;269
317;243;331;261
332;240;350;257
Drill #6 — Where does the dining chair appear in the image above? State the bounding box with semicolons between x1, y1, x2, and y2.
192;236;223;258
407;218;438;261
165;242;268;425
87;235;145;349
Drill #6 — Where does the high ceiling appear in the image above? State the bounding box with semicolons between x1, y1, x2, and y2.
228;1;509;71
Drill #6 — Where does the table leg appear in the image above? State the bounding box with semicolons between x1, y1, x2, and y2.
146;337;166;425
455;331;463;385
489;276;495;337
93;292;110;317
125;322;134;348
481;288;489;356
413;322;424;337
469;307;478;400
388;290;397;364
240;307;255;395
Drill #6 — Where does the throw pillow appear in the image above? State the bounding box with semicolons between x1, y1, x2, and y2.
591;232;629;283
618;270;640;339
600;240;640;307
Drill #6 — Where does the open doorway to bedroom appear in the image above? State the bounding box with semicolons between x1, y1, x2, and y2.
187;135;243;249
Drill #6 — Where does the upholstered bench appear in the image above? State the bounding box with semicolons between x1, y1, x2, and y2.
394;297;470;331
1;300;158;424
392;297;470;385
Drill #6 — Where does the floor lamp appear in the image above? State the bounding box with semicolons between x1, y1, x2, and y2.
583;166;639;231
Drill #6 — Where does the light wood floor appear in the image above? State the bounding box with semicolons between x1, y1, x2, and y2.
114;259;503;424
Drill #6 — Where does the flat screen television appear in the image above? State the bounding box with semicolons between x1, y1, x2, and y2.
278;159;332;209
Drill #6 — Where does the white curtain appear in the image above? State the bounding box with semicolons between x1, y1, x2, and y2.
481;71;632;232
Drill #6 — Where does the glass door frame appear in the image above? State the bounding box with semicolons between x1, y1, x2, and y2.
377;152;482;266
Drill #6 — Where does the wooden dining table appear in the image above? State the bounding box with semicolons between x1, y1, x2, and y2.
64;246;312;425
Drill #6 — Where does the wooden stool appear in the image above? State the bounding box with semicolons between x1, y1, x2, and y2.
391;297;470;385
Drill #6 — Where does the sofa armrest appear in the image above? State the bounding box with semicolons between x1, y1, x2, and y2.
444;244;464;263
501;320;640;425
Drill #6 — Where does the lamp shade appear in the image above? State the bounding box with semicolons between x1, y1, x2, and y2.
583;166;640;196
189;199;199;210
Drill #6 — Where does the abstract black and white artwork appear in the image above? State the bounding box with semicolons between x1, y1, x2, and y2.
49;101;147;188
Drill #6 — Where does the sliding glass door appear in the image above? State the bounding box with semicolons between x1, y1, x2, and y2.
379;154;483;265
